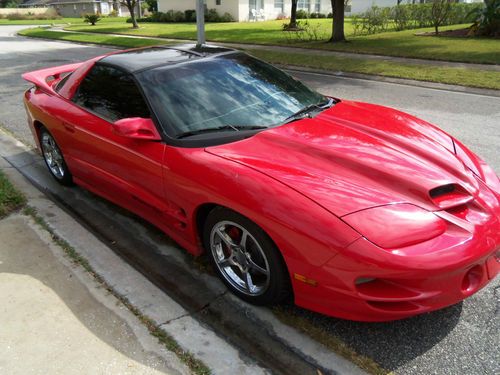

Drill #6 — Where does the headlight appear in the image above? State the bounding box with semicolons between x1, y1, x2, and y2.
342;203;446;249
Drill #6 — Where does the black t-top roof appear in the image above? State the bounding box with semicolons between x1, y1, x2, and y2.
98;44;236;73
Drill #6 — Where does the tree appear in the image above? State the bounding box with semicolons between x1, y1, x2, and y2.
145;0;157;12
431;0;452;35
329;0;346;42
290;0;298;29
121;0;139;28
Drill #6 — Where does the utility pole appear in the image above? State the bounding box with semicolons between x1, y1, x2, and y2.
196;0;205;47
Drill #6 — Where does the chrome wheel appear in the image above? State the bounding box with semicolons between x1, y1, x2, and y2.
210;220;270;296
41;132;65;179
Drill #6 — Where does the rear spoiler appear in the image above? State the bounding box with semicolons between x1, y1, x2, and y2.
22;62;84;93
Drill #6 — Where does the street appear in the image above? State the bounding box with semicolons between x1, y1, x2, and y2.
1;25;499;375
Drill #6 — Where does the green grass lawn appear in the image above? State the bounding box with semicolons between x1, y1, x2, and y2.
64;19;500;64
0;170;25;218
19;27;500;90
248;49;500;90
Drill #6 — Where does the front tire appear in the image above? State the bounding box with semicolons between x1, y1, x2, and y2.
203;207;291;305
39;128;73;186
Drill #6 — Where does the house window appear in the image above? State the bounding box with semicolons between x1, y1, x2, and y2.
297;0;310;11
83;4;86;9
216;0;221;5
73;4;76;10
314;0;320;13
274;0;284;12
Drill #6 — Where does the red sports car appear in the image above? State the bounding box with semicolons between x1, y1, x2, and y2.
23;44;499;321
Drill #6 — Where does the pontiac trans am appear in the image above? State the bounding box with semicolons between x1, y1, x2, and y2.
23;44;500;321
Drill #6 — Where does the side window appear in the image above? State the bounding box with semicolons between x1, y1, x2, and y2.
72;65;150;122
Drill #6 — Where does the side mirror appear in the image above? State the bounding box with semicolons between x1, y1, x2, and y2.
113;118;161;141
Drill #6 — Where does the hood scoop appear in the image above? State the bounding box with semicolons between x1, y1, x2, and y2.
429;184;474;210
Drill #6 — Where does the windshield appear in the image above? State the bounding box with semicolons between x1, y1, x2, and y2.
137;53;326;138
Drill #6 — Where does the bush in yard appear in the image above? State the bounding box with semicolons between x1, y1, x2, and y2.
468;0;500;36
184;9;196;22
205;8;220;22
392;5;411;31
173;10;185;22
353;6;390;35
220;12;235;22
84;13;101;26
296;9;309;19
126;9;234;23
309;12;326;18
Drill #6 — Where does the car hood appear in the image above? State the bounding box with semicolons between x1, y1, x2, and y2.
205;100;480;217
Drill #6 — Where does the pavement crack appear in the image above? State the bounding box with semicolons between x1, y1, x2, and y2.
160;290;229;326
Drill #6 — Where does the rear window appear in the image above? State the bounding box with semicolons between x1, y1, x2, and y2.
55;72;72;93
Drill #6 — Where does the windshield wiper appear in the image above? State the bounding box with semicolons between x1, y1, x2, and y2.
176;125;267;139
283;98;335;124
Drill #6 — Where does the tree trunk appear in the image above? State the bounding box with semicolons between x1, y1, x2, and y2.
434;24;439;35
290;0;298;29
130;8;138;28
126;0;139;28
329;0;346;42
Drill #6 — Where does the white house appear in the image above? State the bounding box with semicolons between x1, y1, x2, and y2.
158;0;335;22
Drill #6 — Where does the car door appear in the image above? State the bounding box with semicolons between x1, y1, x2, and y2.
64;63;169;223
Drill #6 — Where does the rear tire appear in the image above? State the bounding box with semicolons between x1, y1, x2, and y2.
203;207;291;305
39;127;73;186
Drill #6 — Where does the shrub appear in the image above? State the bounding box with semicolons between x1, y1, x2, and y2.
184;9;196;22
173;10;184;22
282;20;327;42
309;12;326;18
354;5;390;34
327;12;333;18
205;8;219;22
353;3;484;35
392;5;411;31
126;9;234;23
220;12;235;22
108;9;118;17
84;13;101;25
296;9;309;19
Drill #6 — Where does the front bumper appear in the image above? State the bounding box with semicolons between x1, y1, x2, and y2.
294;180;500;322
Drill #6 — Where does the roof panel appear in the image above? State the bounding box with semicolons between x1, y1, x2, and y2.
99;44;236;73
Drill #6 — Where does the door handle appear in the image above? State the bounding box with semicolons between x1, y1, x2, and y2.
63;122;75;133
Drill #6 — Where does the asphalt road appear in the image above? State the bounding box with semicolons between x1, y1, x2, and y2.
1;25;499;375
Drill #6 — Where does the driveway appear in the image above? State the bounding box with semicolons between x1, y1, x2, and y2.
1;25;499;375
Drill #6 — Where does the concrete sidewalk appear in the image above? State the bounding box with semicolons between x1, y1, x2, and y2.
0;213;189;375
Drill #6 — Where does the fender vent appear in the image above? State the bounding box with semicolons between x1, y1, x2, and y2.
429;183;473;210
